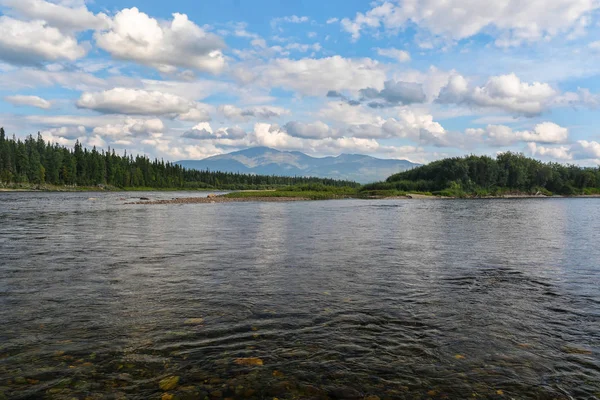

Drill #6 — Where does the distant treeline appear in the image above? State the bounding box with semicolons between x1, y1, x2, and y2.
364;153;600;196
0;129;359;189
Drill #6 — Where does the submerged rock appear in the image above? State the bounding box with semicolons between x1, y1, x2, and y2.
562;346;592;355
159;376;180;391
234;358;263;366
184;318;204;325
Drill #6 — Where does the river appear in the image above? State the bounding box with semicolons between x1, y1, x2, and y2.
1;192;599;399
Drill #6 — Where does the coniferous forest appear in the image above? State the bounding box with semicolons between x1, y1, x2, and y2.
363;153;600;196
2;127;600;196
0;128;358;190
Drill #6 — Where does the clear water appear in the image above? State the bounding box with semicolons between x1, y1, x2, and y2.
1;192;599;399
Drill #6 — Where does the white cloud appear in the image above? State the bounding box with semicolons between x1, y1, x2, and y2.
571;140;600;160
471;122;569;146
271;15;309;28
283;121;333;139
326;18;339;24
77;88;195;115
178;103;213;122
0;66;122;92
41;125;105;148
95;8;226;73
242;56;387;96
4;94;51;109
359;80;427;107
284;42;322;53
437;73;557;116
340;0;599;46
317;101;384;126
26;114;127;127
1;0;109;32
0;16;88;64
376;47;411;62
556;87;600;109
41;125;86;146
527;142;573;160
589;41;600;51
218;104;290;121
140;78;232;101
521;122;569;144
93;118;165;138
182;122;246;140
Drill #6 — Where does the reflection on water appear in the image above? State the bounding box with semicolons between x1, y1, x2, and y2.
1;192;599;399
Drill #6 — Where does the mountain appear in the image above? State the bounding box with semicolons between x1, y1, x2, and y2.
175;147;419;184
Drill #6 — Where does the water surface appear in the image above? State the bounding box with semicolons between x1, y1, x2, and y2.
1;192;599;399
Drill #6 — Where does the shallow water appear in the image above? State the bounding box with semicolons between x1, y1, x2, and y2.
1;192;599;399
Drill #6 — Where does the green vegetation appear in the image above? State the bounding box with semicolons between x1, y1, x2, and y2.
0;129;358;190
363;153;600;197
2;128;599;199
223;184;358;200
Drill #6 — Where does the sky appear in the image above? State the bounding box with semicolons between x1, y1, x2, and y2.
1;0;600;165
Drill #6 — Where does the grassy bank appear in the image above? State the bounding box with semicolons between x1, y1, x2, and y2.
222;184;359;200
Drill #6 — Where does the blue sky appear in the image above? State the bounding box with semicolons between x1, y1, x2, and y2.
1;0;600;164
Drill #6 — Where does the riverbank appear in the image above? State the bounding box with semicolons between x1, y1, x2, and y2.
125;192;600;205
126;196;311;204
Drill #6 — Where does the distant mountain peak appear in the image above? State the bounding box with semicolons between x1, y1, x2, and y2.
176;147;419;184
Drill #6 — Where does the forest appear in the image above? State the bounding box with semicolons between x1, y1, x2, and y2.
3;127;600;196
363;153;600;196
0;129;358;190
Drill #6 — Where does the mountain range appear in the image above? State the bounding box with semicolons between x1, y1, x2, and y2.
175;147;419;183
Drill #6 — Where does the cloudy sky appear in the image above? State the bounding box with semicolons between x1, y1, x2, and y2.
1;0;600;164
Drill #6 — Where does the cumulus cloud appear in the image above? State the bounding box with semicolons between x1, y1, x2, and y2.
0;16;88;64
95;8;226;73
555;88;600;109
177;104;213;122
437;73;557;116
93;118;165;138
468;122;569;146
527;142;572;160
1;0;109;32
182;122;247;140
318;101;384;126
42;125;106;148
571;140;600;160
283;121;333;139
4;94;51;109
340;0;599;46
376;47;410;62
77;88;195;115
521;122;569;144
218;104;290;121
332;109;449;147
527;140;600;163
41;125;86;145
240;56;387;96
360;80;427;107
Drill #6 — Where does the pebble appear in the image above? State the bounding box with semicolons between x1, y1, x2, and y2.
159;376;180;391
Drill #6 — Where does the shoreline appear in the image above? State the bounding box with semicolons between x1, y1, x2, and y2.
126;196;311;205
3;186;600;200
125;193;600;205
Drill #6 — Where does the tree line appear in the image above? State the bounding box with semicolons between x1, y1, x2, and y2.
0;129;359;189
363;152;600;196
